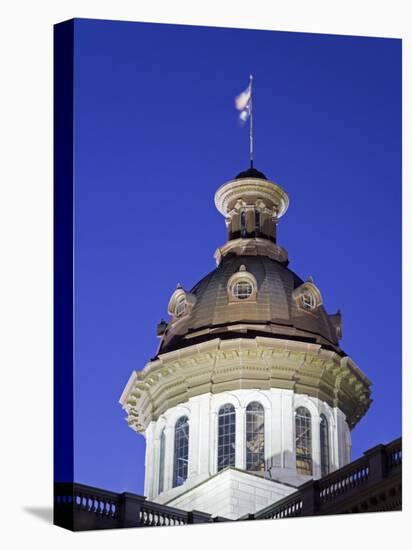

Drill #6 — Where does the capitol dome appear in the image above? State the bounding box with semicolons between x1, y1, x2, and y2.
158;254;342;355
120;165;371;519
158;167;341;357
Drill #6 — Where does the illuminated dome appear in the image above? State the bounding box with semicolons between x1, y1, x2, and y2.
158;167;341;356
158;255;341;355
120;165;372;520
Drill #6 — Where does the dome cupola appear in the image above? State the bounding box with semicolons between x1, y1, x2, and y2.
214;166;289;251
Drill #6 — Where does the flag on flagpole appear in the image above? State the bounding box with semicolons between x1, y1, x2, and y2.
235;75;254;167
235;79;252;123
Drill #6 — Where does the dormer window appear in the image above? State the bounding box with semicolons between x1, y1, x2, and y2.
301;289;316;310
167;286;196;320
233;280;253;300
293;279;323;313
175;296;187;317
227;265;257;303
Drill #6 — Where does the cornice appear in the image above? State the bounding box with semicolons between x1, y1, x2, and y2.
214;178;289;219
119;337;372;433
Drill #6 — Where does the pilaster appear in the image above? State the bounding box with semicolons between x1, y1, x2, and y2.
269;390;282;469
236;405;246;469
312;411;321;479
163;425;175;492
144;422;155;499
187;401;199;479
209;409;218;474
197;394;212;476
282;392;295;469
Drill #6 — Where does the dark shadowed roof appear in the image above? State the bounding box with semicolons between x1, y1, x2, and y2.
235;167;268;180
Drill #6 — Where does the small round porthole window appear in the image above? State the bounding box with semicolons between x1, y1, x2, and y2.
301;289;316;310
175;296;187;317
233;280;253;300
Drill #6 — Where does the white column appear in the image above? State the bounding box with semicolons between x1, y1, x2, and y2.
312;412;321;479
209;409;218;474
144;422;155;498
196;394;212;476
187;400;199;479
334;408;348;469
282;392;295;470
269;389;282;469
345;426;352;465
264;400;273;471
151;429;160;498
331;408;339;471
236;405;246;469
163;424;174;491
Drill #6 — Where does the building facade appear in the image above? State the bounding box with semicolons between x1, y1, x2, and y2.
120;167;372;520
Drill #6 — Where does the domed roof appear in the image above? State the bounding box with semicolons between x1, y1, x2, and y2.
158;255;342;356
235;166;268;180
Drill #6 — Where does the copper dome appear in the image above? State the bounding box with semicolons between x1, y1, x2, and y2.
158;254;341;356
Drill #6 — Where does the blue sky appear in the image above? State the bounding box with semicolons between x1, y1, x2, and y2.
72;18;401;493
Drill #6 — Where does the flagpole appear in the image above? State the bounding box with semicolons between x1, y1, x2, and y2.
249;74;253;169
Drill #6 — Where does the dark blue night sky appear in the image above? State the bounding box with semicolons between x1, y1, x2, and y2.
72;19;401;494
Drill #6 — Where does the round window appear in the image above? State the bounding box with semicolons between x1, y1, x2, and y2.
233;280;253;300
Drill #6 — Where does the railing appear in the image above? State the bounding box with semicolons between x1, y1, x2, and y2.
54;482;218;530
251;437;402;520
55;438;401;530
73;484;120;520
139;501;189;527
318;457;369;504
255;494;304;520
386;438;402;471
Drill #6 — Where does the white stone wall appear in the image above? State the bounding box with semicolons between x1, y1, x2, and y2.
167;468;297;520
144;389;351;505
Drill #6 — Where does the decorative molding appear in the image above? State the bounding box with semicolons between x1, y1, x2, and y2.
119;337;372;433
214;178;289;219
214;237;288;265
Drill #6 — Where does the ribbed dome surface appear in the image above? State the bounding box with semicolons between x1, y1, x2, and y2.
159;255;341;355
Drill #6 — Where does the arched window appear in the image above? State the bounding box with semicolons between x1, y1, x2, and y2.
295;407;312;475
246;402;265;471
240;210;246;237
255;210;261;235
173;416;189;487
158;428;166;494
217;404;236;471
320;414;330;476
